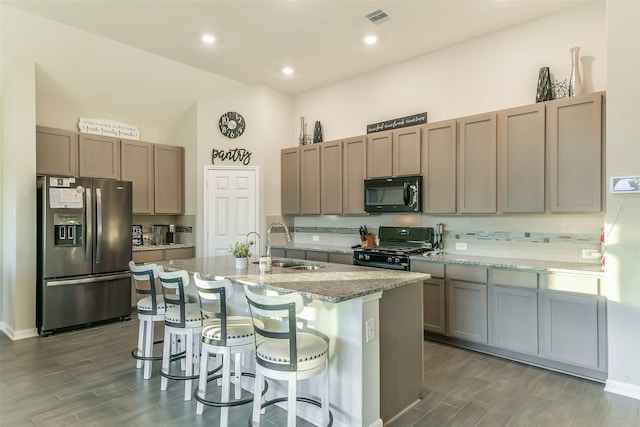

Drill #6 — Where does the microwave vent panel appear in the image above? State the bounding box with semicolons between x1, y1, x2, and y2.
364;9;390;25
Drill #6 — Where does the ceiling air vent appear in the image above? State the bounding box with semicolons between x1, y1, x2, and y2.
364;9;390;25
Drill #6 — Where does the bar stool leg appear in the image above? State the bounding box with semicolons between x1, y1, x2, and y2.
185;331;194;401
233;352;242;400
322;364;329;426
221;348;231;427
136;319;145;369
161;328;171;391
143;320;155;379
251;369;264;426
287;378;297;427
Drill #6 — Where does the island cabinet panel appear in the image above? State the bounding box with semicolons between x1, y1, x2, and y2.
342;135;367;214
391;126;422;177
421;120;457;214
36;126;79;177
367;131;393;178
121;139;154;214
446;265;488;343
79;133;121;179
547;92;603;212
539;290;602;369
305;251;329;262
300;145;321;214
320;140;343;214
328;253;353;265
154;144;184;214
281;147;300;215
458;113;497;213
270;248;286;258
411;261;446;334
498;104;546;213
488;281;539;355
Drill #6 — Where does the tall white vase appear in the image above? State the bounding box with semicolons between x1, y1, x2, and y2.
569;46;582;97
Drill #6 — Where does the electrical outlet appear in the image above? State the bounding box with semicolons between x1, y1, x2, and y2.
581;249;601;259
312;235;320;242
365;318;375;343
455;242;468;251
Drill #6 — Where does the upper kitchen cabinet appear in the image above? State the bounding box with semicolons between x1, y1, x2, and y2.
367;125;421;178
36;126;78;177
421;120;457;214
281;147;300;215
121;139;154;214
547;92;603;212
458;113;497;214
154;144;184;214
498;104;545;213
343;135;368;215
79;133;121;179
300;144;321;214
320;140;343;214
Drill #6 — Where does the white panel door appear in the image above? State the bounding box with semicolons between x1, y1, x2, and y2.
204;166;259;257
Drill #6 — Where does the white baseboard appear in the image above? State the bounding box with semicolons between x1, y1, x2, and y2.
605;379;640;401
0;322;38;340
368;419;384;427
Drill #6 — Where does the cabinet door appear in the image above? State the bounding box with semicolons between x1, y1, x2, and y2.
36;126;78;177
367;131;393;178
79;133;121;179
343;135;367;214
458;113;497;213
281;147;300;215
154;144;184;214
165;247;195;260
489;285;538;355
547;93;603;212
423;278;446;334
329;253;353;265
121;139;154;214
306;251;329;262
392;126;421;176
321;140;343;214
300;145;321;214
498;104;545;213
447;280;488;343
285;249;306;260
422;121;457;213
539;291;600;369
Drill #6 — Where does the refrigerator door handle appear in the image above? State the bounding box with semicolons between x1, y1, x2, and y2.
85;187;92;264
46;273;131;287
96;187;103;264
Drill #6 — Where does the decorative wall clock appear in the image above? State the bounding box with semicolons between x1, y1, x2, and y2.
218;111;246;139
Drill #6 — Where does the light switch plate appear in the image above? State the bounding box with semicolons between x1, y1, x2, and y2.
455;242;468;250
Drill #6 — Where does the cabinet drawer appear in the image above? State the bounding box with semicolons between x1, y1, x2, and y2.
285;249;306;260
447;264;487;283
540;273;600;295
411;261;445;278
306;251;329;262
132;250;164;263
165;247;194;260
491;269;538;289
329;253;353;265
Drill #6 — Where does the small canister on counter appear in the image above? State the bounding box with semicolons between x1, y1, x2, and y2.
259;256;271;273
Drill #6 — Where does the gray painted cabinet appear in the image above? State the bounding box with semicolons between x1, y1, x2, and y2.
411;261;446;334
421;120;457;214
320;140;343;214
79;133;121;179
367;126;421;178
342;135;367;215
121;139;154;214
367;130;393;178
498;104;545;213
36;126;79;177
300;144;321;214
280;147;300;215
457;113;497;213
153;144;184;214
446;265;489;343
547;92;603;212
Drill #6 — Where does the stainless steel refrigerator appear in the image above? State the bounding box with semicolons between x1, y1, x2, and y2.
36;176;133;336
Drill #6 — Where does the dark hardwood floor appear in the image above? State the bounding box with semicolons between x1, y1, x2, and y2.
1;314;639;426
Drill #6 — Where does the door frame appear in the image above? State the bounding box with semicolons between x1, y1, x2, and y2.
203;165;260;258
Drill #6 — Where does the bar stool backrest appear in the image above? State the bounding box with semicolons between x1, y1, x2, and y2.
157;267;190;328
244;286;304;372
193;272;232;346
129;261;161;316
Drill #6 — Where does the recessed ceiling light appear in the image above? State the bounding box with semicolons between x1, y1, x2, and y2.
364;35;378;45
282;67;294;75
201;34;216;44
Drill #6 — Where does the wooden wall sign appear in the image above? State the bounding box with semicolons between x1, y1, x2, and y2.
78;117;140;139
211;148;252;165
366;112;427;134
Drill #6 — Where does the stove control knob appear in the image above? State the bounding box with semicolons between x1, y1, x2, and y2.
387;257;393;263
394;258;401;263
364;254;370;261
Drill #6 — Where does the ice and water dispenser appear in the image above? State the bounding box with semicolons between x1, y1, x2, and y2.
53;213;82;246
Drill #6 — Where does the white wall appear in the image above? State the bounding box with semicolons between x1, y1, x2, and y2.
603;0;640;400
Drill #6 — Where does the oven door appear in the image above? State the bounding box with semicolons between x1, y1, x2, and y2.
353;253;410;271
364;176;422;213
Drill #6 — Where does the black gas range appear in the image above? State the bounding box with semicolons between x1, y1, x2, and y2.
353;226;435;271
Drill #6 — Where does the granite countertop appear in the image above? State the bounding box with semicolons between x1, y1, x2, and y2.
271;243;355;255
156;256;429;303
133;243;195;252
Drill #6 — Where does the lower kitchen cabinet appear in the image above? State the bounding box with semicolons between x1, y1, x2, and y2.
411;261;446;334
489;285;538;355
447;280;488;343
539;290;604;370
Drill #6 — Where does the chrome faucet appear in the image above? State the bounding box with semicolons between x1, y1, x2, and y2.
266;221;292;257
246;231;260;259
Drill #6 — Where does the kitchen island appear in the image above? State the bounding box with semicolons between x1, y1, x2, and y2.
156;256;430;427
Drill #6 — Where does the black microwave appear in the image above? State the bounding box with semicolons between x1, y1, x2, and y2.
364;175;422;213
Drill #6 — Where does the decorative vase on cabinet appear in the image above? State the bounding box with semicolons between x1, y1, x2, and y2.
569;46;582;97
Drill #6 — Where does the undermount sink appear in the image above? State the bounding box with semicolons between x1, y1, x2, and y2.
251;259;328;270
287;264;324;270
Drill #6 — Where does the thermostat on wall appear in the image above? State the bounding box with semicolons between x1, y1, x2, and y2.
610;176;640;193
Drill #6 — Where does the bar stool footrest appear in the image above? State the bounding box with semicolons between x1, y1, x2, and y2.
130;339;164;361
194;372;268;408
249;396;333;427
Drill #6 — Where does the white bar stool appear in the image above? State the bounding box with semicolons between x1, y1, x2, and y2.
129;261;166;380
158;266;202;401
193;273;258;426
244;286;332;427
